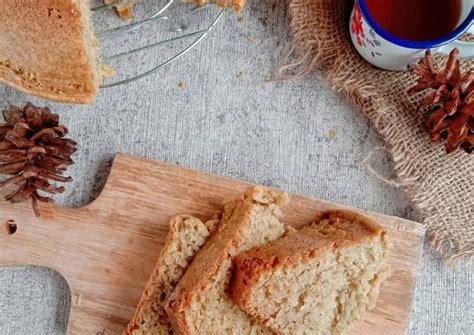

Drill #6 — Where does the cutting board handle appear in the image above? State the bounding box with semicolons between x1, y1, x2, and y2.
0;154;126;276
1;202;89;276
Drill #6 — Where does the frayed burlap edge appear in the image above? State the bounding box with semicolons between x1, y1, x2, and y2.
282;0;473;264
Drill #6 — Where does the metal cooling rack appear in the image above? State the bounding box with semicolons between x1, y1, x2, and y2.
91;0;226;88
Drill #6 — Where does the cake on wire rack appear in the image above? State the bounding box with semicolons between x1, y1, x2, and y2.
0;0;239;104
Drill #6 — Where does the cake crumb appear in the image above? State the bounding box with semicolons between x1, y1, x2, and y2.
99;64;116;78
246;34;259;44
178;81;186;89
328;128;337;139
105;0;138;20
237;71;245;80
115;4;133;20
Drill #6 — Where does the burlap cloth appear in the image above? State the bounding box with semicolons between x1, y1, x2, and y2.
283;0;473;263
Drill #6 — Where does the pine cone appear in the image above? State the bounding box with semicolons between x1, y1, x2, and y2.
408;48;473;154
0;102;77;216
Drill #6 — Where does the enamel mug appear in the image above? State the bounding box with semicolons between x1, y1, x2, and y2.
350;0;474;71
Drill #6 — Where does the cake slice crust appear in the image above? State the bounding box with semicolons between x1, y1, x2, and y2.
166;186;288;335
231;210;390;335
126;215;218;335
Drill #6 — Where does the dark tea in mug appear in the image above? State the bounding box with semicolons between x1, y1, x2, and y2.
365;0;462;41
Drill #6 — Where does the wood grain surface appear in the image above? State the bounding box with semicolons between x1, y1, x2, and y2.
0;153;425;334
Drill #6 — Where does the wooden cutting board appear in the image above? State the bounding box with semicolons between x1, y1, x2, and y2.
0;153;425;335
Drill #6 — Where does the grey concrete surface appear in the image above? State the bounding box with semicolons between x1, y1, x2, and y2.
0;1;472;334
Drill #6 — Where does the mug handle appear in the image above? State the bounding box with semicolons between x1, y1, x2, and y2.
438;25;474;58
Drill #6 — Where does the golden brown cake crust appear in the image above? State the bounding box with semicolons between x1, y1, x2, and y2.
165;199;254;334
0;0;98;103
230;210;387;309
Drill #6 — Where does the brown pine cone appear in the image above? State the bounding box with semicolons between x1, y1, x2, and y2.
0;102;77;216
408;48;473;154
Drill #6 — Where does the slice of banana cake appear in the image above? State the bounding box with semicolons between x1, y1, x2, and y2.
126;215;218;335
230;210;390;335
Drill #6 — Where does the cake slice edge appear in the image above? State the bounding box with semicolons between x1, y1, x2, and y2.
230;210;391;334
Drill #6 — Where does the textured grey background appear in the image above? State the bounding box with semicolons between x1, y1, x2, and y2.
0;1;473;334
